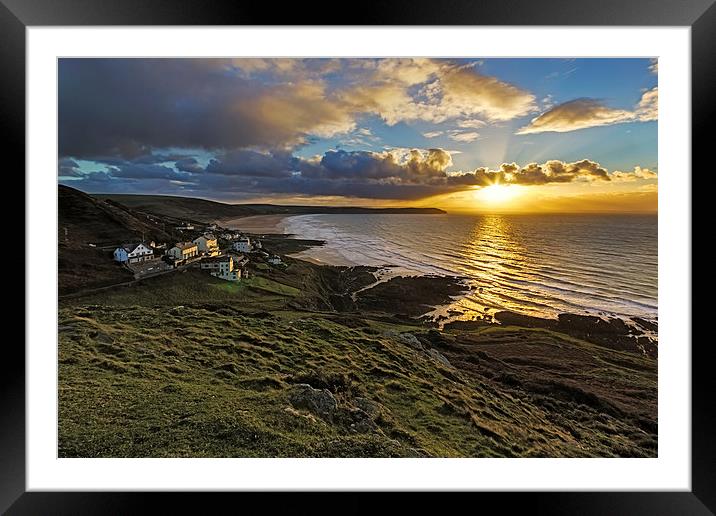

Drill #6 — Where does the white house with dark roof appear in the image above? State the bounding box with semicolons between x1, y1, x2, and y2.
113;243;154;264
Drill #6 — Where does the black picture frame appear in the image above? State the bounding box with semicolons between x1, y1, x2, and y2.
4;0;713;513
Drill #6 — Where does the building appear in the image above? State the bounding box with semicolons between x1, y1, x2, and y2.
227;251;249;267
200;255;241;281
193;233;220;256
233;236;252;253
268;255;283;265
175;223;194;231
167;242;199;262
113;243;154;264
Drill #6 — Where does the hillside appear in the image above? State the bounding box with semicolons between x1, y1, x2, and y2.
58;185;181;294
97;193;446;223
59;268;656;458
58;302;656;458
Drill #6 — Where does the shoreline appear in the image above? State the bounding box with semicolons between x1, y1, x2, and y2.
220;214;367;268
218;213;657;335
218;214;294;234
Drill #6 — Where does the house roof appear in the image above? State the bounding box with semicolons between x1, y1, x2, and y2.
173;242;197;251
120;243;152;254
202;255;232;263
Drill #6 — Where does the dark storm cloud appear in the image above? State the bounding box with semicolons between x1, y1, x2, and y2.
58;157;82;177
174;157;204;174
205;149;298;178
63;146;639;202
58;59;355;159
108;163;190;181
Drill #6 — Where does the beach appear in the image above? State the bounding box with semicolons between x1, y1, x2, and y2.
220;214;364;267
219;214;291;234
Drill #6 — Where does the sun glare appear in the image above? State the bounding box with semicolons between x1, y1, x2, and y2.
474;184;521;204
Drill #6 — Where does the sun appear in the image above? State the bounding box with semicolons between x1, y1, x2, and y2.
474;184;521;204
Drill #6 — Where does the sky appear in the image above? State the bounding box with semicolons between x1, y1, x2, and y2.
58;58;658;213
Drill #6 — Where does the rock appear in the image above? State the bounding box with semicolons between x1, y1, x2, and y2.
426;348;452;368
354;397;383;418
347;408;378;433
287;384;338;421
633;317;658;332
495;311;556;329
397;333;423;350
442;319;491;331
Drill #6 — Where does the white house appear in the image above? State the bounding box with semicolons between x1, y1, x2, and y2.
167;242;199;262
193;233;220;256
200;255;241;281
233;236;252;253
268;255;282;266
113;243;154;264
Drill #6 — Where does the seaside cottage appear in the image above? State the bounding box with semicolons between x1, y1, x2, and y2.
193;233;220;256
167;242;199;263
268;255;282;265
233;236;252;253
200;255;241;281
113;243;154;264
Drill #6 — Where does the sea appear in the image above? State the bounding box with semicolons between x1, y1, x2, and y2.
282;213;658;323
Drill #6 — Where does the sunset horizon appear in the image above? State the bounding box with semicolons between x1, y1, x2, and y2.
59;57;657;214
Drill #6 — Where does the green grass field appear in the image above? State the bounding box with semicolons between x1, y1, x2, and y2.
58;301;656;458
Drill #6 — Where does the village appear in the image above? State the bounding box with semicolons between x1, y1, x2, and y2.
111;221;285;282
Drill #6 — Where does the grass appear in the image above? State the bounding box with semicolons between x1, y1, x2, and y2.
244;277;301;297
63;269;300;310
58;303;656;458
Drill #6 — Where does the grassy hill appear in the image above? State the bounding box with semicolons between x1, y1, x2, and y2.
59;304;656;458
59;270;657;458
58;185;183;294
97;192;446;223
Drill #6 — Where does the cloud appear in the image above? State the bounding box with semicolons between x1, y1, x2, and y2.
63;148;656;202
59;59;357;158
338;60;537;126
516;99;634;134
60;58;536;160
422;131;443;138
634;87;658;122
438;67;537;122
611;166;658;181
205;149;297;178
517;87;658;134
106;162;191;181
58;157;82;177
649;58;658;74
456;119;486;129
174;157;204;174
302;148;453;185
446;159;618;187
448;131;480;143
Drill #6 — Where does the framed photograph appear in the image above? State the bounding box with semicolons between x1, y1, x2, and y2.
6;0;713;512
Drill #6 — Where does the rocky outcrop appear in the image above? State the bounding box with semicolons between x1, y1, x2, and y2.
287;384;338;421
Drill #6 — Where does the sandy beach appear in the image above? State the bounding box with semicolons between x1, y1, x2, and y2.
219;214;292;234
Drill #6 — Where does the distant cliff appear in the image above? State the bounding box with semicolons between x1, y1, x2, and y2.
96;192;446;222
